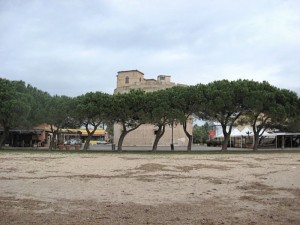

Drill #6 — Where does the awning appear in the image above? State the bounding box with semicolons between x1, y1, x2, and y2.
61;128;106;136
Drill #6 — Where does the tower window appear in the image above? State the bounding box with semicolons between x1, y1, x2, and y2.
125;76;129;84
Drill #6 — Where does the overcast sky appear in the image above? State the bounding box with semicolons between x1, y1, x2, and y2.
1;0;300;97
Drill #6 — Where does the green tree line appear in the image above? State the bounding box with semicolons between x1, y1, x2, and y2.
1;77;299;151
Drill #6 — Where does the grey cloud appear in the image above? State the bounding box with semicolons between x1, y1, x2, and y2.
0;0;300;96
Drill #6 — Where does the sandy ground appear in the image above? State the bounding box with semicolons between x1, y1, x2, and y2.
0;151;299;225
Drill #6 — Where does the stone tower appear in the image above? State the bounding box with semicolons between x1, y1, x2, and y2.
114;70;175;94
113;70;193;147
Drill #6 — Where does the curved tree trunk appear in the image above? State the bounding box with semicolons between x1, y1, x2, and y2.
152;125;165;152
183;121;192;151
117;123;142;151
117;130;128;151
252;115;268;151
83;132;94;151
219;113;241;151
83;123;99;151
252;115;260;151
253;129;265;151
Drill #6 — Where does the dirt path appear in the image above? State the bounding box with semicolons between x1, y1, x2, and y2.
0;152;299;224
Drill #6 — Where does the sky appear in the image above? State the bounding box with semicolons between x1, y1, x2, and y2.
1;0;300;97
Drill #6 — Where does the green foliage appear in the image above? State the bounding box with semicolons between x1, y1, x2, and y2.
26;84;52;127
0;78;31;128
111;89;147;127
0;78;33;147
1;76;299;150
74;91;112;125
193;122;214;144
44;95;74;129
110;89;148;150
73;91;112;150
144;88;179;125
238;80;300;150
206;140;222;147
198;80;244;150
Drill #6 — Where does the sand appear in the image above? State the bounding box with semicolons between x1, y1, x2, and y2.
0;151;299;224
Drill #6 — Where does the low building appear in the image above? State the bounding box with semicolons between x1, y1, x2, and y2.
61;128;107;145
0;123;52;147
212;124;300;149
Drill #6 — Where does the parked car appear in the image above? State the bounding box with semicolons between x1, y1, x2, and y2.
64;139;82;145
97;140;107;144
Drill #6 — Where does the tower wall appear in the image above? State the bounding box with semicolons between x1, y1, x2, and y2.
113;70;193;147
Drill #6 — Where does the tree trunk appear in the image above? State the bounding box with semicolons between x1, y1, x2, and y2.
50;132;56;150
253;135;260;151
50;127;60;150
83;133;92;151
183;121;192;152
83;123;99;151
0;126;9;149
117;130;127;151
221;134;230;151
219;113;241;151
117;123;142;151
221;123;231;151
251;115;268;151
187;135;192;152
152;125;165;152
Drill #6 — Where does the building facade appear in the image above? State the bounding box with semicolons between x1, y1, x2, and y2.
113;70;193;147
0;123;52;147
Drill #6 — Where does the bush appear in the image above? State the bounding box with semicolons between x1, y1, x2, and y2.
207;140;223;147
